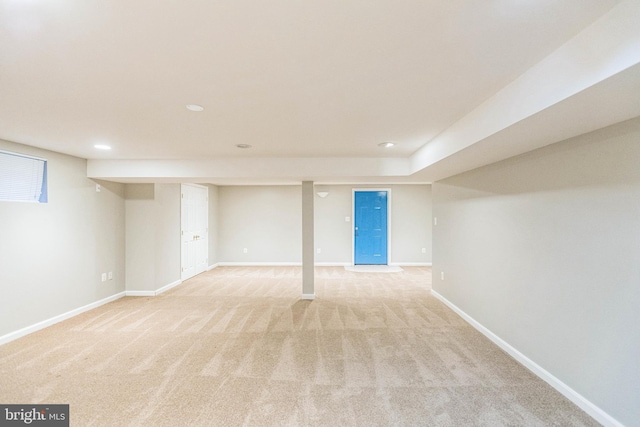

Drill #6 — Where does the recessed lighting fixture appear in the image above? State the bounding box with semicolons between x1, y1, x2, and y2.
378;142;395;148
236;144;252;149
94;144;112;150
186;104;204;112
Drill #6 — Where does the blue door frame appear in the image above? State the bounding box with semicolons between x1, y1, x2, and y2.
354;191;388;265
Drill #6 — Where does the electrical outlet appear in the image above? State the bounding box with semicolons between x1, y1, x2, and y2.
108;271;113;280
434;217;437;226
345;216;350;222
243;248;248;254
440;272;444;281
317;248;321;254
421;248;426;253
101;273;107;282
96;184;101;192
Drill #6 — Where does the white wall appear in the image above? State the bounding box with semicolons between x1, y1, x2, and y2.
207;184;219;267
218;186;302;263
389;185;432;264
432;117;640;427
314;184;432;264
0;145;430;339
217;184;432;265
0;139;125;338
125;183;181;292
313;185;352;263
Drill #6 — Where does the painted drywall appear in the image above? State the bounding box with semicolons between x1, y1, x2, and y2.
217;184;432;265
314;184;432;264
313;185;353;263
432;117;640;426
218;185;302;263
125;184;181;292
0;139;125;337
302;182;315;295
207;184;219;267
124;184;155;291
388;185;432;264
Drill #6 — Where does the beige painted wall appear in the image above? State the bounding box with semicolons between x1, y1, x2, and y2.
313;184;353;263
207;184;219;267
314;184;432;264
432;117;640;426
218;185;302;263
389;185;432;264
217;184;432;264
125;183;181;291
0;139;125;337
0;146;430;338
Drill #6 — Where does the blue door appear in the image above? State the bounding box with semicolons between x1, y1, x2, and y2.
354;191;388;265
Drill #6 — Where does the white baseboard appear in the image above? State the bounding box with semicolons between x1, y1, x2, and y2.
125;290;155;297
214;262;428;267
0;291;126;346
155;279;182;295
126;279;182;297
430;289;623;427
217;262;302;266
207;263;219;271
390;262;432;266
301;293;315;300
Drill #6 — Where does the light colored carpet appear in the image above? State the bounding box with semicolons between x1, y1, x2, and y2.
0;267;598;426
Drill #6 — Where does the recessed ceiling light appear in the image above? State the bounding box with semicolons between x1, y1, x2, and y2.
236;144;252;149
186;104;204;112
94;144;111;150
378;142;395;148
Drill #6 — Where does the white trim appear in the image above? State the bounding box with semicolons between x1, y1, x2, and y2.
314;181;431;185
301;293;315;300
430;289;624;427
207;263;219;271
212;262;424;267
352;188;392;266
345;265;403;273
126;279;182;297
125;290;155;297
217;262;302;266
215;262;353;267
181;183;209;189
155;279;182;295
314;262;351;267
390;262;432;267
0;291;125;346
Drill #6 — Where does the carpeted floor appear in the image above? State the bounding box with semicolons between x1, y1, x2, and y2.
0;266;599;426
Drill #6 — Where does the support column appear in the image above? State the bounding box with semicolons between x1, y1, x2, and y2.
301;181;315;300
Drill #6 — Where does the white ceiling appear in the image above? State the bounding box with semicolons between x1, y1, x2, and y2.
1;0;639;184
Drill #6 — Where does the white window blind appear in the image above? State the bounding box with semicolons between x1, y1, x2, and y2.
0;150;48;203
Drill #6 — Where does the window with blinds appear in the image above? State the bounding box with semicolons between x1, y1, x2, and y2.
0;150;48;203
